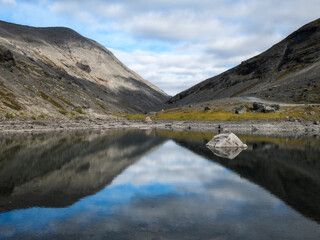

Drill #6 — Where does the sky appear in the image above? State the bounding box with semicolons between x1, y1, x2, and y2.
1;0;320;95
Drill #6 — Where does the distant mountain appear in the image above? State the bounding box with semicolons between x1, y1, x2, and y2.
0;20;168;118
167;18;320;107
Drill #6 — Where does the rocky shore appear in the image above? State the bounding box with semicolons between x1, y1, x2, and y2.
0;119;319;137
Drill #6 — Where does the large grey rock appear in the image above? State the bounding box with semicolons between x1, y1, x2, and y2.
206;133;247;148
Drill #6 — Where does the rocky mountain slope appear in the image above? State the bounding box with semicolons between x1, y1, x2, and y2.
167;18;320;107
0;20;168;119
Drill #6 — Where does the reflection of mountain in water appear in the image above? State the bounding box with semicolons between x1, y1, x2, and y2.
0;130;165;213
174;138;320;223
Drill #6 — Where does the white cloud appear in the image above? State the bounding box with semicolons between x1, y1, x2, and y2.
1;0;16;6
5;0;320;95
111;48;228;95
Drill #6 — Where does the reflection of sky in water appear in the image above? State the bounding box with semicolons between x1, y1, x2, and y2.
1;140;320;240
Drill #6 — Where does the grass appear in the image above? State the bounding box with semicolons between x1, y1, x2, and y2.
58;109;68;115
97;103;106;110
75;107;86;114
5;113;14;119
38;91;63;109
55;94;75;108
124;105;320;122
0;83;22;111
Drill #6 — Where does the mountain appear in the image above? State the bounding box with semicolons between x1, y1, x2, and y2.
167;18;320;107
0;20;168;119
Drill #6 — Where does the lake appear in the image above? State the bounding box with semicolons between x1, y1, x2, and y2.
0;130;320;239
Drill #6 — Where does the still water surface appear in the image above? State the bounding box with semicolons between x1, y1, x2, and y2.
0;130;320;239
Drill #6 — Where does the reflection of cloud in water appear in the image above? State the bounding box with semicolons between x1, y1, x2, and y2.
206;145;245;159
1;140;320;240
112;141;279;205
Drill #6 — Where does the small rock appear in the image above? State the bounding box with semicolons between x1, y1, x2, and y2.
270;104;280;110
235;106;247;114
143;116;152;123
204;106;211;111
262;106;276;113
165;123;172;128
252;125;259;132
189;105;193;108
147;112;157;116
314;120;319;125
310;111;315;115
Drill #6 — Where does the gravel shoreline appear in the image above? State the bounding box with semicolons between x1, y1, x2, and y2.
0;119;319;137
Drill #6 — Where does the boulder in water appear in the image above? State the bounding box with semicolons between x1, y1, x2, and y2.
206;133;247;148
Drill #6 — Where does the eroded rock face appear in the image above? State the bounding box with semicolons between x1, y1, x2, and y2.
0;46;15;68
206;133;248;148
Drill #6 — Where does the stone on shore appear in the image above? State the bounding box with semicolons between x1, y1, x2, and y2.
235;106;247;114
253;102;265;111
271;104;280;110
143;116;152;123
147;112;157;116
206;133;247;148
263;106;276;113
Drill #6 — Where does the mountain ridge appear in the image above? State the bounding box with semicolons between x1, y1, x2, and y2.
0;20;168;119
